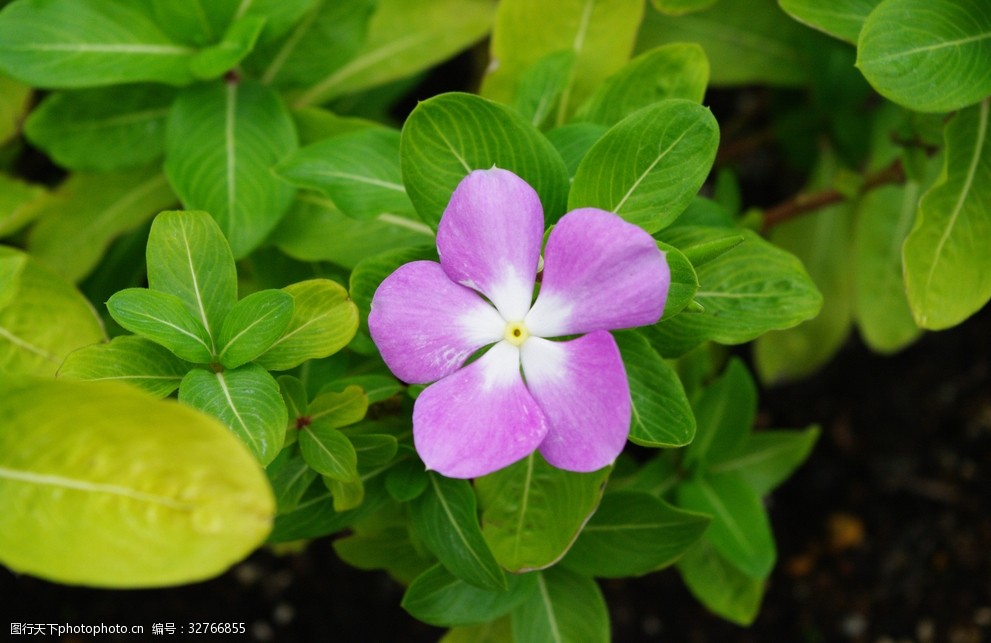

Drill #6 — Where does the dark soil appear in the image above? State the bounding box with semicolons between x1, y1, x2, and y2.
4;305;989;642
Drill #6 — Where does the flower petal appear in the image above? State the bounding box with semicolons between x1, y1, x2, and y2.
436;168;544;321
525;208;669;337
521;332;630;472
413;341;549;478
369;261;504;384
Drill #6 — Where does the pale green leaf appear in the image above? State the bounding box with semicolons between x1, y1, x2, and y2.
0;247;105;377
164;80;297;258
307;385;368;430
0;173;46;237
58;335;191;398
271;194;433;269
24;85;176;171
614;331;695;448
106;288;213;363
562;491;709;577
511;51;576;128
400;93;570;229
178;364;287;466
217;290;294;369
676;471;776;579
292;0;494;107
276;127;414;219
0;72;31;145
402;564;536;627
569;99;719;233
475;453;610;572
0;0;198;87
652;0;717;15
0;378;274;587
904;99;991;329
411;473;507;591
254;279;358;371
28;167;176;283
637;0;821;86
482;0;645;124
510;567;609;643
145;210;238;357
755;153;855;384
576;44;710;126
779;0;879;44
857;0;991;112
854;183;923;352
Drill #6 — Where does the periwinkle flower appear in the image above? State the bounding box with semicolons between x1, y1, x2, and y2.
369;168;670;478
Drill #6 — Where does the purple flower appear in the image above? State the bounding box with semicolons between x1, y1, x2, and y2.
368;168;670;478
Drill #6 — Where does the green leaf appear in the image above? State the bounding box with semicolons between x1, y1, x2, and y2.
614;331;695;448
857;0;991;112
0;73;31;146
164;79;297;258
636;0;822;86
755;153;855;384
350;245;438;323
904;99;991;329
561;491;709;577
217;290;294;369
0;378;273;587
403;564;537;627
58;335;191;398
325;474;364;512
483;0;645;124
545;123;607;178
145;210;238;357
779;0;879;44
334;524;433;583
576;44;710;126
709;427;820;496
683;358;755;468
411;473;506;591
186;16;265;80
677;539;764;625
252;0;375;90
652;0;717;14
569;99;719;233
658;241;699;319
349;433;398;471
24;85;176;171
510;567;609;643
475;453;610;572
271;194;433;269
676;471;776;579
308;385;369;430
323;374;403;404
646;227;823;356
267;477;385;542
511;51;576;129
28;167;176;283
400;93;570;229
179;364;288;466
276;127;414;219
291;0;495;106
441;617;513;643
0;173;47;237
0;247;105;377
385;454;429;502
299;424;358;482
0;0;198;87
254;279;358;371
854;183;923;352
265;445;317;514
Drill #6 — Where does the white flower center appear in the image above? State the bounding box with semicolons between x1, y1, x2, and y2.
503;320;529;347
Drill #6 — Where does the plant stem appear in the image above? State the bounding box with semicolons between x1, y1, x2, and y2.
761;158;906;231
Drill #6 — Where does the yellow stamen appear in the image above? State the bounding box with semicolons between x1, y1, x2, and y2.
504;321;529;346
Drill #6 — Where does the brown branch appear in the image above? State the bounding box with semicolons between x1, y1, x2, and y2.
761;158;906;231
